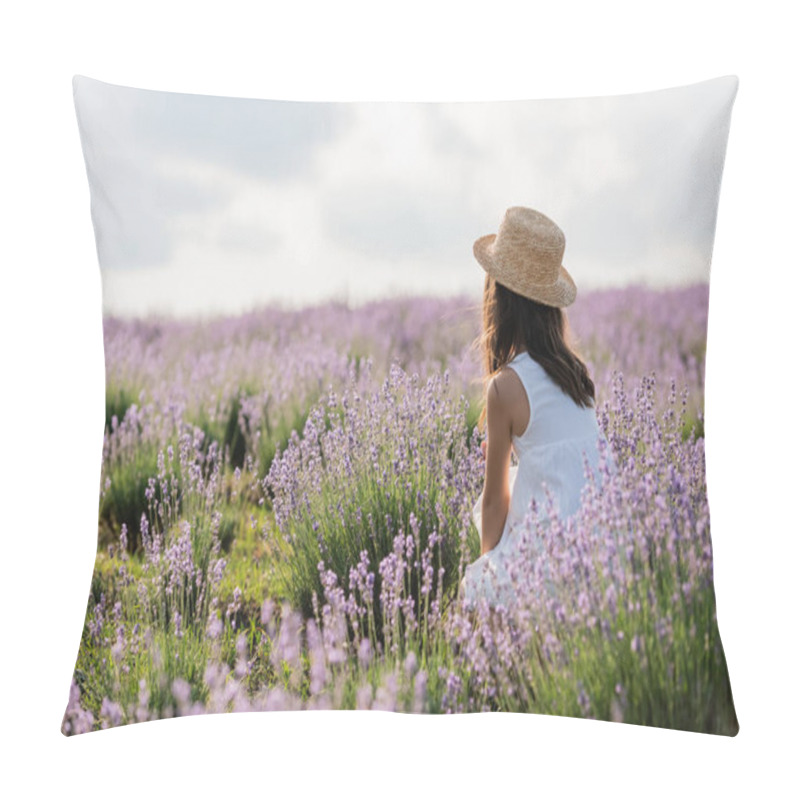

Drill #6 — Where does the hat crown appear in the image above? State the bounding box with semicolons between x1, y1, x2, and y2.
493;206;565;283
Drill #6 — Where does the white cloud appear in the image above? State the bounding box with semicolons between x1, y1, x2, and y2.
74;75;738;318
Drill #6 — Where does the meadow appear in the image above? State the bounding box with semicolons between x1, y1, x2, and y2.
61;283;738;735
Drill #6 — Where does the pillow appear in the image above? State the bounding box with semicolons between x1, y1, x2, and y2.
62;74;739;735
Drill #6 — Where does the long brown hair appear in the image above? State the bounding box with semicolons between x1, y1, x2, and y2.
474;274;595;432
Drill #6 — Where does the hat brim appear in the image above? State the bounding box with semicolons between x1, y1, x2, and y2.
473;233;577;308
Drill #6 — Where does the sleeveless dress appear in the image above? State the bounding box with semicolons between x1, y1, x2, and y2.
460;350;609;610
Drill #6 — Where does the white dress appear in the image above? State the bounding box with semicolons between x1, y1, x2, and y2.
460;350;608;609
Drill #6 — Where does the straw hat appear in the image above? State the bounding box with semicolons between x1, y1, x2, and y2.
473;206;577;307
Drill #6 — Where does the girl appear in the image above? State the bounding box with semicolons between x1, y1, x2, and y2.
460;206;608;610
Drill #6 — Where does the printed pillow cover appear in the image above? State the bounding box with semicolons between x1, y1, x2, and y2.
63;74;739;736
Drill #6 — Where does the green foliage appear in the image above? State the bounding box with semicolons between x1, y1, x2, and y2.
104;383;140;435
99;441;179;553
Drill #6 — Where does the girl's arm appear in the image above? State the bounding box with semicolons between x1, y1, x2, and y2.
480;373;513;555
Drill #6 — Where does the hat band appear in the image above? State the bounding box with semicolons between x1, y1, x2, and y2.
491;259;561;287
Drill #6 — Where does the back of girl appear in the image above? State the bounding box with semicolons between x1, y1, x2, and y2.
460;206;611;611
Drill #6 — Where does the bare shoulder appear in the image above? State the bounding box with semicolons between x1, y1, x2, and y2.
487;365;529;435
489;365;526;406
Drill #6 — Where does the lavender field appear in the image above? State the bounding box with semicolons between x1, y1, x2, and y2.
62;283;737;735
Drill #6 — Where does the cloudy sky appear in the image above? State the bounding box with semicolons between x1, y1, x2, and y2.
73;75;737;319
